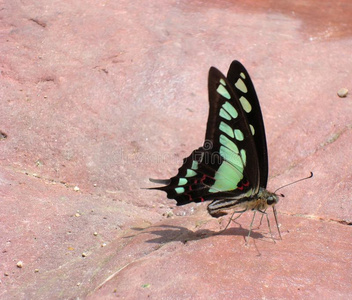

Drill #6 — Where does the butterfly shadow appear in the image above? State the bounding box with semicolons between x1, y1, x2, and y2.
132;222;266;245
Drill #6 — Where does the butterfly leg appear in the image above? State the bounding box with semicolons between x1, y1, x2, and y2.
257;209;280;243
223;209;247;231
272;206;282;240
245;211;257;245
256;209;267;229
263;210;275;243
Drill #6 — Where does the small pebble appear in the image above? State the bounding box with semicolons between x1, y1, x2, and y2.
337;88;348;98
164;211;174;218
73;186;80;192
82;252;87;257
93;232;98;236
16;261;23;268
34;269;39;273
35;160;43;167
0;131;7;140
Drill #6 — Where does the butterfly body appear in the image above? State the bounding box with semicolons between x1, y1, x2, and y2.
149;60;281;240
207;188;278;217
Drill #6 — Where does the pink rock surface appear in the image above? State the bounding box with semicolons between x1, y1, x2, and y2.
1;0;351;299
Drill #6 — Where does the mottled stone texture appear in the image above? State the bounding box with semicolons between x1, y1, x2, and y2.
0;0;351;299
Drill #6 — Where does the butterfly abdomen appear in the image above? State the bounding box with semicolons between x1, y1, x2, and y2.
207;188;278;217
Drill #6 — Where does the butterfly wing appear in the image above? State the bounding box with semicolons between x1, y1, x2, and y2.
149;61;267;206
226;61;268;188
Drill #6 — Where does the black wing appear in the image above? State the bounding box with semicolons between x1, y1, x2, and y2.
149;61;267;205
226;61;268;188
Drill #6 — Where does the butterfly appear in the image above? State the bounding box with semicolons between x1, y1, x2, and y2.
149;60;282;242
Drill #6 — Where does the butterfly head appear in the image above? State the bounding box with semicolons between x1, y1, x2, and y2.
258;188;282;208
266;193;279;206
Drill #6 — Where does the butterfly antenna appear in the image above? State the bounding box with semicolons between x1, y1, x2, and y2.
274;172;313;194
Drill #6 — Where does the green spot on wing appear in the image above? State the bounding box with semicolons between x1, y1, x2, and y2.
220;145;244;171
185;169;197;178
239;96;252;113
191;160;198;170
234;129;244;141
178;178;187;186
235;78;248;93
219;121;234;138
249;124;255;135
175;187;185;194
240;149;247;166
216;84;231;99
240;72;246;79
209;161;243;192
219;134;239;154
219;108;231;121
220;78;226;86
222;101;238;119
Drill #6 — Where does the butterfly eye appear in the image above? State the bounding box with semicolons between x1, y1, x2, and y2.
267;196;278;206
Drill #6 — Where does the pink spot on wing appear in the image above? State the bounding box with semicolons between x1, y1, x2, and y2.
237;180;250;191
